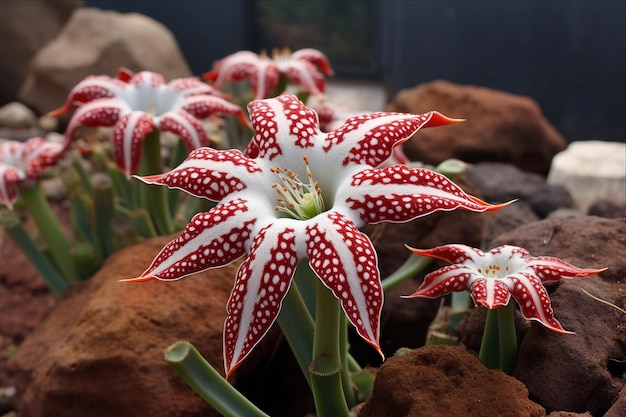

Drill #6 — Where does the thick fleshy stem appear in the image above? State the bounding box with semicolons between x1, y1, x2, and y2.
309;279;350;417
137;130;175;235
497;301;517;374
165;341;270;417
381;252;433;292
478;302;517;374
339;312;357;409
276;277;315;388
19;183;79;283
282;263;364;404
1;213;68;297
478;307;500;370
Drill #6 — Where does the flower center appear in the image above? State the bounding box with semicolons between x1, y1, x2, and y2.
271;155;325;220
477;263;510;278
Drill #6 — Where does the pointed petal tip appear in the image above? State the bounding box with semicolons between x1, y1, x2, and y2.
224;358;243;381
202;70;218;81
366;341;385;361
404;244;433;257
541;321;575;334
132;173;165;184
47;103;72;117
427;111;466;127
580;267;608;276
119;275;156;283
400;290;423;299
236;111;252;129
470;196;517;212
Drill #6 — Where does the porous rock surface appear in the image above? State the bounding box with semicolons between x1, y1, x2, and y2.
358;345;546;417
462;162;573;218
8;235;237;417
386;80;567;175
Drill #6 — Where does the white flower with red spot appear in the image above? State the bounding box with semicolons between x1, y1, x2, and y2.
0;138;62;209
50;68;248;176
204;48;334;100
404;244;606;333
126;94;507;377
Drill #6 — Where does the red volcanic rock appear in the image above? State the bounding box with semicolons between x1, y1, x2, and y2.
386;80;566;175
8;235;239;417
359;345;546;417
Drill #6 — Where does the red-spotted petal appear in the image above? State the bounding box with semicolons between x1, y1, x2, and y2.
224;223;299;377
180;95;249;128
325;111;461;168
48;75;126;116
403;264;476;299
248;61;280;100
281;59;325;96
469;278;512;309
0;166;20;209
64;98;125;147
344;166;508;225
136;147;261;201
524;256;607;282
204;51;261;86
407;244;487;265
247;94;321;161
168;76;227;97
508;272;571;333
291;48;335;76
158;110;212;150
112;111;156;177
306;211;383;357
129;71;165;88
139;198;255;280
21;138;63;179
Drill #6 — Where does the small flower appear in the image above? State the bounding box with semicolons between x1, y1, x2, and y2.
204;48;334;100
404;244;606;333
50;68;248;176
124;94;506;377
0;138;62;209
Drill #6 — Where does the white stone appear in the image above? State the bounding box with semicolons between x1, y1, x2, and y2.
0;101;37;129
547;140;625;212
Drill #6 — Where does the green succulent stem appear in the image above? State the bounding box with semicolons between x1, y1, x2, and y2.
137;130;175;235
19;183;79;283
276;277;314;388
1;214;68;297
381;253;433;292
165;341;270;417
339;312;357;408
309;279;350;417
497;301;518;374
478;301;517;374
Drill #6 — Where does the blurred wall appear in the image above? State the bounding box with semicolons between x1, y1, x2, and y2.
86;0;625;141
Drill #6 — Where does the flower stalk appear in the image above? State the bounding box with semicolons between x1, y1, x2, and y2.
165;341;270;417
478;302;517;374
1;213;68;297
136;130;175;235
19;183;79;283
309;279;350;417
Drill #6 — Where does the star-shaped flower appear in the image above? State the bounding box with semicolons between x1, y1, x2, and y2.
404;244;606;333
0;138;63;209
204;48;334;100
50;68;248;176
125;94;506;377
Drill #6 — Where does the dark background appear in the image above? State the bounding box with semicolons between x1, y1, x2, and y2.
86;0;625;142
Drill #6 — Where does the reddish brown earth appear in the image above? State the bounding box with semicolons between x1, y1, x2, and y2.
1;207;624;416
